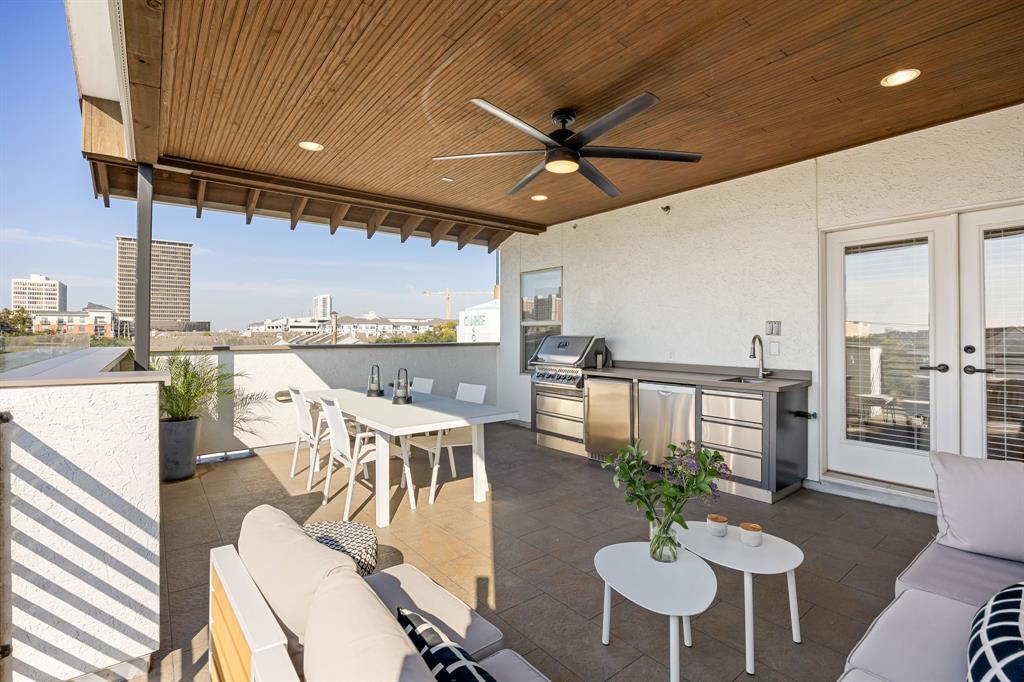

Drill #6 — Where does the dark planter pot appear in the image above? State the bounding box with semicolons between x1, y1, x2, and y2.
160;418;200;481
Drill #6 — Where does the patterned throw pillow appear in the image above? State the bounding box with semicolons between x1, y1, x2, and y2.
397;608;497;682
968;582;1024;682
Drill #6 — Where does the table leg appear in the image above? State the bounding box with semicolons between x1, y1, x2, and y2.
601;582;611;645
374;430;390;527
682;615;692;647
471;424;487;503
743;571;754;675
669;615;680;682
787;570;801;644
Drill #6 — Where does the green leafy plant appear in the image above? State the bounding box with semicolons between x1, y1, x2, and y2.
603;441;730;562
154;350;270;433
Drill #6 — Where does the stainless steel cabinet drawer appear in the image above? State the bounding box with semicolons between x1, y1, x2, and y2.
721;451;763;483
701;390;763;424
701;419;763;455
536;393;584;419
536;413;584;441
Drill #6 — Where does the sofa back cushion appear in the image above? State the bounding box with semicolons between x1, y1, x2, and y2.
238;505;357;661
304;570;434;681
931;452;1024;562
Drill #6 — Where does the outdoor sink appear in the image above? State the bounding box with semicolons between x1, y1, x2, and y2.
722;377;767;384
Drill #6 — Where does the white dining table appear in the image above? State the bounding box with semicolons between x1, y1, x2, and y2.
303;387;518;527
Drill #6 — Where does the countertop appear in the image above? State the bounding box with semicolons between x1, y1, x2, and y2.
583;366;811;393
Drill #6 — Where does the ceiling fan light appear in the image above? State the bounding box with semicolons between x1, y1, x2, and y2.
544;148;580;174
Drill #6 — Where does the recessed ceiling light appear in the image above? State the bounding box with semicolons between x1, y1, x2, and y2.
880;69;920;87
441;177;454;182
530;194;548;201
298;141;324;152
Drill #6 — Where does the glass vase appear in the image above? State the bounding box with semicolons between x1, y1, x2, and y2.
649;519;680;563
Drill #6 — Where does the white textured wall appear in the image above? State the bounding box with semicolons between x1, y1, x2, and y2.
497;104;1024;482
0;381;162;681
164;344;500;455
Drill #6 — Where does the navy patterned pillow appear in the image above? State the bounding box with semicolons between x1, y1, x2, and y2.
397;608;497;682
968;582;1024;682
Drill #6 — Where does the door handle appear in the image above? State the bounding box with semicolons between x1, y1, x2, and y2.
963;365;995;375
918;363;949;373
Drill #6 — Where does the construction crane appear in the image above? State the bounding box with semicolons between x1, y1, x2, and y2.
422;288;491;320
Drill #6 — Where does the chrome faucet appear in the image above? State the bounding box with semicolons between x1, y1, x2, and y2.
749;334;772;379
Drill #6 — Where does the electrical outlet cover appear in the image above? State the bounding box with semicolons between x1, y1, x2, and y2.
769;341;780;356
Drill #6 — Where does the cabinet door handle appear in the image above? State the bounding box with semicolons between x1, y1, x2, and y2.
918;364;949;373
963;365;995;375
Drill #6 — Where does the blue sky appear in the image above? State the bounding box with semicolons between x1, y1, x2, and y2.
0;0;496;329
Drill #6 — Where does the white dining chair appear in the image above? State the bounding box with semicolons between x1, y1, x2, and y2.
287;386;327;488
411;377;434;394
408;382;487;504
319;396;393;519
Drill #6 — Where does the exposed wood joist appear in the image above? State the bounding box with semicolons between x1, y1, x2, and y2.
290;196;308;230
329;203;350;235
366;209;386;239
121;0;164;164
245;189;260;224
195;179;206;218
458;225;484;250
400;215;424;242
430;220;456;246
96;162;111;208
488;231;512;254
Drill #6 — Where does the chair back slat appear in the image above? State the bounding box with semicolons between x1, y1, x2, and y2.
455;382;487;404
287;386;313;435
411;377;434;394
320;396;354;462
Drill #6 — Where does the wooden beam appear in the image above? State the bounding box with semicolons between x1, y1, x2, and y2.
487;230;512;254
96;162;111;208
290;196;308;230
400;215;424;242
121;0;164;164
195;179;207;218
457;225;484;250
366;209;386;239
245;189;260;224
431;220;455;246
329;203;350;235
81;96;127;159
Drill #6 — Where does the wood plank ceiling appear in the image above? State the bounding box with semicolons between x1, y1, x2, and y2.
149;0;1023;229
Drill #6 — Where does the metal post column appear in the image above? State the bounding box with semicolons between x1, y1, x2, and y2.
135;164;153;369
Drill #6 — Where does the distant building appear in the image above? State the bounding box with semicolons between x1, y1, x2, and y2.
457;299;500;343
248;311;442;339
116;236;192;329
31;302;117;337
313;294;332;320
11;274;66;312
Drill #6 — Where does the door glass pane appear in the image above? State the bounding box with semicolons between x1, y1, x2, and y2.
983;226;1024;462
844;239;931;451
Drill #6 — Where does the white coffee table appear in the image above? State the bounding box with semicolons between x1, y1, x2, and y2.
675;522;804;675
594;542;717;682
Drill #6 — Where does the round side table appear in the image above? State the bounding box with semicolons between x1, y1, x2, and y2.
595;542;717;682
302;520;378;576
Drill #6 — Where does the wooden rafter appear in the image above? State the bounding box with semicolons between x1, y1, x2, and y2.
400;215;424;242
457;225;484;250
195;179;207;218
366;209;386;239
96;162;111;208
245;189;261;224
488;230;512;254
290;196;308;230
431;220;455;246
329;203;350;235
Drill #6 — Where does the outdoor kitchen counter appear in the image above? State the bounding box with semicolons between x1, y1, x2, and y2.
582;365;811;392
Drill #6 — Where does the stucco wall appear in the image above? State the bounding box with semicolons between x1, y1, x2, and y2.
164;344;500;455
496;104;1024;482
0;381;162;681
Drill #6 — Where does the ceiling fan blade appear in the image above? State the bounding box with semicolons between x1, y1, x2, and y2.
577;158;620;197
507;160;546;195
581;146;702;163
566;91;660;148
471;98;558;147
433;149;545;161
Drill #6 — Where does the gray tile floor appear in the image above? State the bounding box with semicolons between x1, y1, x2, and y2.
148;423;936;681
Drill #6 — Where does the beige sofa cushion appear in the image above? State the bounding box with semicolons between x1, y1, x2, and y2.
365;563;504;659
930;452;1024;562
238;505;357;661
304;570;434;682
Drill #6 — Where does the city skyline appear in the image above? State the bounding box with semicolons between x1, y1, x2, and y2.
0;1;496;330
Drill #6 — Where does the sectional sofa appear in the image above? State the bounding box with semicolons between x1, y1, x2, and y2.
207;504;548;681
841;452;1024;681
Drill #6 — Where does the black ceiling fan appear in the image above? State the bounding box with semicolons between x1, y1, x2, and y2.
433;91;702;198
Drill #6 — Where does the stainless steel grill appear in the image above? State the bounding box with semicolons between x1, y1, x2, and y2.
528;335;607;456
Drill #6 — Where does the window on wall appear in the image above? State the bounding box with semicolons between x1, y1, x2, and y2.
521;268;562;371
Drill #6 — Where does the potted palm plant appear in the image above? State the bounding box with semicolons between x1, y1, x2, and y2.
155;350;268;481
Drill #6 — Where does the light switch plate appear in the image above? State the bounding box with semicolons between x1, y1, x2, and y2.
766;320;782;336
769;341;781;356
